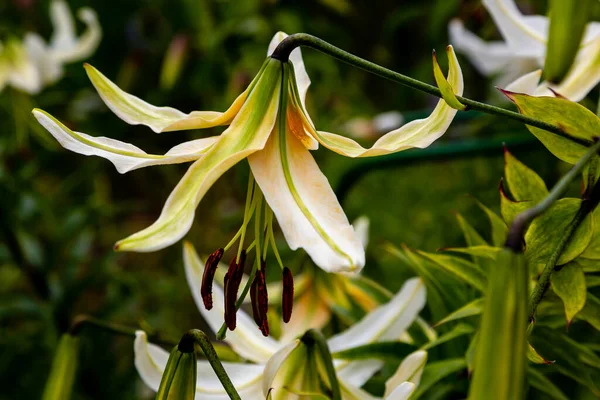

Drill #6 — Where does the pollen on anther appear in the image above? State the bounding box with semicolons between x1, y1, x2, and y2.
201;248;224;310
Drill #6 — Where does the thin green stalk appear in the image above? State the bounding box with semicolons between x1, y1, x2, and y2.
505;140;600;251
301;330;342;400
180;330;242;400
271;34;592;147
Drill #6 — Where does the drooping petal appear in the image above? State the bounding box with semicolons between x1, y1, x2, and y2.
534;36;600;102
300;46;463;158
482;0;548;57
279;281;330;343
183;242;282;363
267;32;311;109
384;351;427;397
23;33;63;86
248;123;365;273
114;60;281;252
327;278;426;351
32;109;218;173
385;382;417;400
133;331;264;400
504;69;542;94
339;380;379;400
84;64;249;133
262;340;301;396
48;1;101;63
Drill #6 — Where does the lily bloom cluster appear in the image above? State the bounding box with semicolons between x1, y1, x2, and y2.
0;0;101;94
33;32;463;334
449;0;600;101
134;242;429;399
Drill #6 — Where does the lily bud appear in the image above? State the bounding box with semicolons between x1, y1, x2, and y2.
201;247;224;310
543;0;593;83
282;267;294;323
155;335;198;400
468;249;528;400
224;250;246;330
42;334;80;400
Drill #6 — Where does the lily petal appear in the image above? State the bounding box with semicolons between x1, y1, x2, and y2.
279;282;330;343
183;242;281;363
384;351;427;397
84;64;249;133
133;331;264;400
248;124;364;272
386;382;417;400
267;32;311;109
262;339;301;396
304;46;463;158
32;109;218;173
3;39;41;94
114;60;281;252
504;69;542;95
48;1;101;63
23;33;63;85
482;0;548;57
328;278;426;351
534;36;600;102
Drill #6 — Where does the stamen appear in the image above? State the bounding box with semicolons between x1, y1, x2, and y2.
250;274;262;326
282;267;294;323
257;261;269;336
201;248;224;310
266;208;285;270
224;250;246;331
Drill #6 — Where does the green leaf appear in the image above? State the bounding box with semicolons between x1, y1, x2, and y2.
456;213;487;247
442;246;503;261
526;342;554;365
416;251;487;292
422;323;474;351
411;358;467;400
578;292;600;331
550;262;586;324
501;91;599;164
475;200;508;247
504;148;548;202
435;298;483;327
526;198;593;268
465;333;477;373
331;341;416;362
586;275;600;288
499;181;532;225
42;335;80;400
527;367;570;400
580;208;600;259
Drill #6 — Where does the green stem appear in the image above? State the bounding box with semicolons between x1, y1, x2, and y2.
301;330;342;400
505;139;600;251
179;329;242;400
271;34;592;147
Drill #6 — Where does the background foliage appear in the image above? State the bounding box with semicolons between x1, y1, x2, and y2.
1;0;596;399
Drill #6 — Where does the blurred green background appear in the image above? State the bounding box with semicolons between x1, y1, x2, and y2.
0;0;581;398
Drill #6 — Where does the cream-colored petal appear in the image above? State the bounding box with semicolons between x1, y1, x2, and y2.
48;1;101;63
534;36;600;102
482;0;548;57
267;32;311;108
249;126;364;273
279;282;330;343
352;216;370;249
384;351;427;397
84;64;248;133
183;242;282;363
305;46;463;158
339;380;378;400
336;359;384;388
4;40;42;94
133;331;264;400
385;382;417;400
32;109;218;173
504;69;542;94
23;33;63;86
114;60;281;252
262;340;301;396
328;278;426;352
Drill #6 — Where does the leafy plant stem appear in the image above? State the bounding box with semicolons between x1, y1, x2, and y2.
271;33;591;147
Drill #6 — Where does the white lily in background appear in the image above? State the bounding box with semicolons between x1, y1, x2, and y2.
33;31;463;273
0;0;101;94
449;0;600;101
133;243;427;399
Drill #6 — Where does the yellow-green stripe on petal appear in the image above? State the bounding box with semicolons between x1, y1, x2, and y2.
84;63;249;133
32;109;218;173
114;58;282;252
433;48;467;111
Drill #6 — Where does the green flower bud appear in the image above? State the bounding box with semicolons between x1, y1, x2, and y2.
42;334;80;400
155;336;197;400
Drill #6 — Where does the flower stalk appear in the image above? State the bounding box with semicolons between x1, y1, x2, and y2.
271;33;592;147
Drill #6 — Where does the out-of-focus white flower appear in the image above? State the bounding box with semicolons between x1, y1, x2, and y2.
344;111;405;140
449;0;600;101
0;0;101;94
132;242;428;399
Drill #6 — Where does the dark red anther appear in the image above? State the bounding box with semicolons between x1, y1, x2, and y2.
224;250;246;331
201;248;224;310
250;274;262;326
282;267;294;323
257;262;269;336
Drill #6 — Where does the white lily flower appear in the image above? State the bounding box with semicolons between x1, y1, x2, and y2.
33;32;463;273
0;0;101;94
449;0;600;101
132;243;427;399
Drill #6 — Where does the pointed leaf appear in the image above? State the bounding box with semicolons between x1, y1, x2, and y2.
551;262;586;324
411;359;467;400
422;323;474;351
417;251;486;292
435;298;483;327
504;148;548;202
527;367;570;400
526;342;554;365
